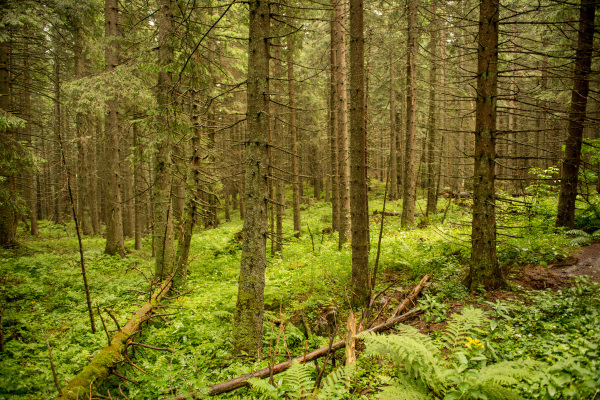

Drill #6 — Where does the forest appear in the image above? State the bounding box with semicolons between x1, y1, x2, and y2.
1;0;600;398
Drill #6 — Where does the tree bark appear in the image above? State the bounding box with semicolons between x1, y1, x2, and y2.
334;0;350;246
556;0;596;228
425;0;439;216
349;0;369;306
133;122;144;250
389;46;398;201
464;0;505;291
154;0;176;278
401;0;418;227
0;22;17;248
103;0;125;256
232;0;269;355
329;14;340;232
288;36;302;238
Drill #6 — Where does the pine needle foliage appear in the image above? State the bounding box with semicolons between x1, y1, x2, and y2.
361;307;544;400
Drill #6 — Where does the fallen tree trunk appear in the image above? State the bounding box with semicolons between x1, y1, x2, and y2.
56;279;172;400
388;274;430;320
373;210;402;216
207;308;420;396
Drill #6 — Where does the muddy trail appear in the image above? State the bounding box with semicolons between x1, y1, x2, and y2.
509;242;600;290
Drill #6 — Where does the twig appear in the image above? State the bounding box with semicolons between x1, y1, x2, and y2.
119;383;131;400
104;308;121;331
128;341;174;353
163;289;194;300
42;329;62;395
112;368;139;386
97;305;111;345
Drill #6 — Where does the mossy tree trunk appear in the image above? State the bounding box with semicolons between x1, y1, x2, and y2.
232;0;270;355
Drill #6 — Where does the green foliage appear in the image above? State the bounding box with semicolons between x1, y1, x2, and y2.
362;308;545;400
565;229;600;247
248;361;352;400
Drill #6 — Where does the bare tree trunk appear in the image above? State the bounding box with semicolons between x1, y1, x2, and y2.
389;45;398;200
272;6;284;254
556;0;596;228
22;25;38;236
464;0;505;291
425;0;439;216
329;15;340;232
349;0;369;306
133;122;144;250
154;0;176;278
401;0;418;227
0;24;17;247
232;0;269;355
334;0;350;246
288;36;301;238
103;0;125;256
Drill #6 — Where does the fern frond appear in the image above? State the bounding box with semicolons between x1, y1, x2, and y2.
479;360;546;387
362;331;446;391
569;236;591;247
316;365;349;399
281;361;314;399
375;378;432;400
443;306;488;350
474;382;526;400
565;229;588;237
248;377;278;398
592;229;600;239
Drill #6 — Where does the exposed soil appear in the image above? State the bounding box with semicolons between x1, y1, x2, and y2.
551;242;600;283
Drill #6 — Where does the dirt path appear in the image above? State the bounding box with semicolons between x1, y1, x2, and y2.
552;242;600;283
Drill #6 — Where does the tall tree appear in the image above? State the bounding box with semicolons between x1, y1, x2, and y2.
464;0;505;291
0;5;18;248
154;0;176;279
425;0;439;216
334;0;351;246
288;35;301;238
556;0;596;228
329;11;340;232
349;0;369;305
232;0;270;355
401;0;418;227
103;0;126;256
388;45;398;201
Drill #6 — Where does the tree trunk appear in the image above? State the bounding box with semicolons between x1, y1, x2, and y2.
556;0;596;228
154;0;176;278
288;36;302;238
329;14;340;232
425;0;439;216
103;0;125;256
464;0;505;291
0;25;17;248
389;46;398;201
401;0;418;227
334;0;350;246
349;0;369;306
133;123;144;250
272;7;284;255
232;0;269;355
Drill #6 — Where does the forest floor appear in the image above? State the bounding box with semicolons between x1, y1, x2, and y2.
2;194;600;399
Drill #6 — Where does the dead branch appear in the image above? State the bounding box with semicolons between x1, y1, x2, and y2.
388;274;431;320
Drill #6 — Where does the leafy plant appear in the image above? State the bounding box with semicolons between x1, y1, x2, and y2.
565;229;600;247
361;307;546;400
248;361;351;399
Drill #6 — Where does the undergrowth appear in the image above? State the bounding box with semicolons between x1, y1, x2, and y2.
0;192;597;399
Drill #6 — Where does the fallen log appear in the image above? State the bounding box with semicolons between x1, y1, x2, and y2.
388;274;431;320
207;308;420;396
372;210;402;216
56;279;172;400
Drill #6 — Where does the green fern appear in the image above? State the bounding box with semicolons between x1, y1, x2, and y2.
442;306;488;350
248;361;352;400
363;308;543;399
565;229;595;247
